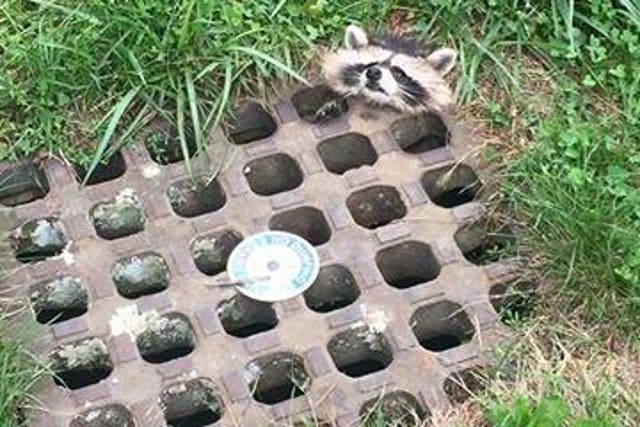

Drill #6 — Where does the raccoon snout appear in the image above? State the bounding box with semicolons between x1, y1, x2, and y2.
365;67;382;81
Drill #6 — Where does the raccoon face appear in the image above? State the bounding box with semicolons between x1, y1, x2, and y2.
323;25;457;113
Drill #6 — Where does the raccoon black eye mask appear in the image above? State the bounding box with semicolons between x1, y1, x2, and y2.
323;25;457;114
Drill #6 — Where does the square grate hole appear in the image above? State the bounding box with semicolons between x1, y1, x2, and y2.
244;153;303;196
410;301;475;352
112;252;170;299
145;120;198;165
11;218;68;263
217;294;278;338
245;352;311;405
228;101;278;144
190;229;243;276
360;390;429;426
91;190;145;240
327;325;393;378
291;85;349;123
376;241;440;289
50;337;113;390
317;132;378;174
29;276;88;324
490;280;536;324
421;164;481;208
160;378;224;427
73;151;127;185
0;161;50;207
443;366;487;404
136;312;196;364
70;404;135;427
269;206;331;246
390;113;449;154
346;185;407;229
304;264;360;313
454;221;516;265
167;177;226;218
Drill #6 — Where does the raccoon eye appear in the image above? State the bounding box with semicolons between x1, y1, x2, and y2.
390;66;410;83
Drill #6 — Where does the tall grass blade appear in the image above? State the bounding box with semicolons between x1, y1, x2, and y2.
126;50;147;85
176;88;192;178
469;37;518;88
205;61;234;185
184;72;204;157
228;46;310;86
82;87;139;185
205;61;234;133
110;103;151;154
620;0;640;29
270;0;288;19
29;0;101;24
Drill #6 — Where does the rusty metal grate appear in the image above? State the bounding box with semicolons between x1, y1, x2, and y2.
1;85;519;426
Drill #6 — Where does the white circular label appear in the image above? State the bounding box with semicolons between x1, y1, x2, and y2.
227;231;320;302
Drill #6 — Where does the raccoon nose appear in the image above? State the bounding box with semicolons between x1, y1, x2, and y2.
365;67;382;81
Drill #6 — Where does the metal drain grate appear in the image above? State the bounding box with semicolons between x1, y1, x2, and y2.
1;84;518;426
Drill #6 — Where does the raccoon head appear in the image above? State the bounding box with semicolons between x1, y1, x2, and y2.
323;25;457;114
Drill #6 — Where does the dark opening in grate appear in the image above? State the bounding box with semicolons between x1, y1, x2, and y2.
454;221;516;265
443;366;487;404
490;280;536;324
375;241;440;289
0;161;50;207
29;276;88;324
218;294;278;338
160;377;224;427
246;352;311;405
74;152;127;185
269;206;331;246
90;191;145;240
50;338;113;390
190;229;243;276
145;120;198;165
244;153;304;196
136;312;196;364
390;113;448;154
317;133;378;174
70;403;135;427
327;325;393;378
346;185;407;229
421;164;481;208
291;85;349;123
410;301;475;352
167;177;226;218
112;252;170;299
228;101;278;144
304;264;360;313
360;390;429;427
11;217;67;263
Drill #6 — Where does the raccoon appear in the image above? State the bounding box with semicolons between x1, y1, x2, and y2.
323;25;457;114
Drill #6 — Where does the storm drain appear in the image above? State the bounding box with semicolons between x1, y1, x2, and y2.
2;84;517;426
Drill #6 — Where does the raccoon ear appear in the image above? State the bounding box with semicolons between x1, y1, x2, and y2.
427;48;457;75
345;25;369;49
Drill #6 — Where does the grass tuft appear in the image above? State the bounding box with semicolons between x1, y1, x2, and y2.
0;311;49;426
0;0;397;167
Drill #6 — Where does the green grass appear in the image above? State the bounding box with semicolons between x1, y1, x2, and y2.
477;320;640;427
0;315;48;426
0;0;397;178
402;0;640;338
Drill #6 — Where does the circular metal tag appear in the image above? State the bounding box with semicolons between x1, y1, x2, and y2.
227;231;320;302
